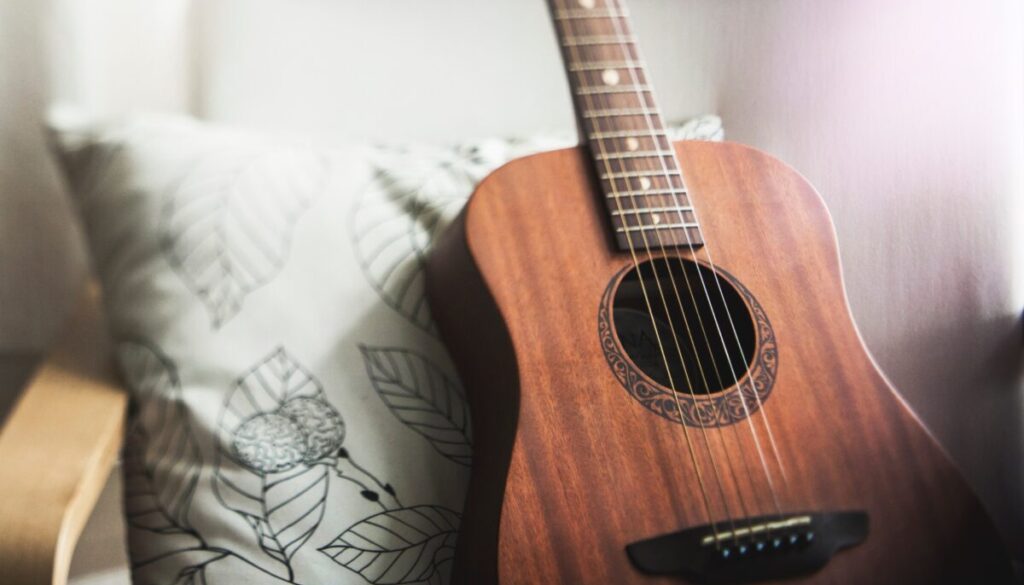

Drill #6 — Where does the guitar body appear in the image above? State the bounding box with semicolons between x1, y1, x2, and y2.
426;140;1013;584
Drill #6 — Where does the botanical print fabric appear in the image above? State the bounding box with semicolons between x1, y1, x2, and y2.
49;113;722;585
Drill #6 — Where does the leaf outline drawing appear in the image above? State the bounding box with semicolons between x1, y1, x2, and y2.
351;146;494;334
214;347;404;581
359;345;472;467
161;148;330;327
119;340;203;534
214;348;335;580
132;548;228;585
118;340;240;584
319;505;460;585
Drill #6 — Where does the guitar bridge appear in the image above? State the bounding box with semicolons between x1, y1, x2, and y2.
626;511;869;584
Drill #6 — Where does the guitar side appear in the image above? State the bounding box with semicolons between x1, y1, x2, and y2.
425;140;1013;584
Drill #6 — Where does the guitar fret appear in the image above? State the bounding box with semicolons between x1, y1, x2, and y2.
569;61;646;72
589;130;667;139
606;189;687;199
554;8;630;20
550;0;704;249
575;85;652;96
584;108;660;118
562;35;638;47
594;150;674;161
615;222;700;233
602;169;681;180
611;206;694;216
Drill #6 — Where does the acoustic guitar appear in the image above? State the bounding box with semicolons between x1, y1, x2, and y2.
426;0;1014;583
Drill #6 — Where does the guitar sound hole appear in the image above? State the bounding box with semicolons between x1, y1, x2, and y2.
612;258;757;395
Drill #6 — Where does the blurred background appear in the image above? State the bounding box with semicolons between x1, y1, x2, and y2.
0;0;1021;582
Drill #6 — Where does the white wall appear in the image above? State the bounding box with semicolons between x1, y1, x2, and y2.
0;0;193;351
705;0;1024;553
0;0;85;351
0;0;1020;563
192;0;726;141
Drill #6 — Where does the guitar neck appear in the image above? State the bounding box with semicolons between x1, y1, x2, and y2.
547;0;702;249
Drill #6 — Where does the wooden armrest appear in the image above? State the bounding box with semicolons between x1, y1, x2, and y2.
0;283;128;585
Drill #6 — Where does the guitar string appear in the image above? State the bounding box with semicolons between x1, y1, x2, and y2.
592;0;758;538
605;0;789;516
566;0;781;545
592;0;768;521
555;0;729;544
582;90;748;539
566;35;739;545
568;8;758;539
605;0;789;508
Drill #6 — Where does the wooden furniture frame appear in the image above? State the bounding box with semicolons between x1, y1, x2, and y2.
0;283;127;585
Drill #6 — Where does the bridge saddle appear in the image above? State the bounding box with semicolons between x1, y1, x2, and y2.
626;511;869;584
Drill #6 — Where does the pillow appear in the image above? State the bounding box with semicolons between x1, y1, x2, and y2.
49;112;724;585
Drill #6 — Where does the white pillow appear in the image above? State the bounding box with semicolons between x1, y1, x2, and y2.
49;113;724;585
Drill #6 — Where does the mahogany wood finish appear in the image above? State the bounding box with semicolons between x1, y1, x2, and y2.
425;141;1013;584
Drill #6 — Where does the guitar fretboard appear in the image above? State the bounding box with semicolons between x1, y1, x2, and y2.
549;0;703;249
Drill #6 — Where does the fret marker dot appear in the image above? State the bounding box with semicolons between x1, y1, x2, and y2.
626;137;640;151
651;214;661;224
602;69;621;86
639;177;652;190
579;0;596;7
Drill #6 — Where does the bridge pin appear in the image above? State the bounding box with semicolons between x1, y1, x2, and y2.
806;532;815;542
756;541;765;552
721;547;731;559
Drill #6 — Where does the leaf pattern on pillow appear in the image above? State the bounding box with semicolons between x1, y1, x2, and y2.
359;345;472;467
118;341;237;584
215;347;404;582
351;145;501;334
132;548;230;585
214;348;332;580
320;505;460;585
120;341;203;533
161;149;330;328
